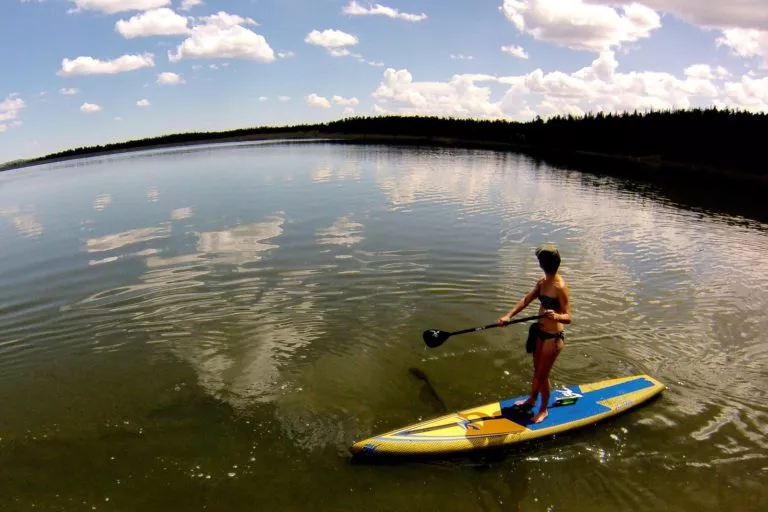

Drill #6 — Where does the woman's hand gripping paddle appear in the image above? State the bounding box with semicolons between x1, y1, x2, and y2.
422;314;544;348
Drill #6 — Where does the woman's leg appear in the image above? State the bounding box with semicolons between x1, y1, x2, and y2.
516;339;545;407
531;338;564;423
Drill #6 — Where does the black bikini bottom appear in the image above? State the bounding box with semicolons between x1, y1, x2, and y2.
526;324;565;353
539;329;565;340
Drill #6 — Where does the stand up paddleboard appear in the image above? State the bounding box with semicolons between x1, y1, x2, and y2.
350;374;665;457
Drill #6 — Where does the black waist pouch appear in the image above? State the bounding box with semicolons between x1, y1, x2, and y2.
526;323;538;353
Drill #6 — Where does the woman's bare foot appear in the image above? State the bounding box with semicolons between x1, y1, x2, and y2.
514;398;535;408
532;409;549;423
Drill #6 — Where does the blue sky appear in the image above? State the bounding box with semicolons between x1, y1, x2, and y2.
1;0;767;163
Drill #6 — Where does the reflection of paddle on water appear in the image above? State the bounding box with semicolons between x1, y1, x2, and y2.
408;367;447;413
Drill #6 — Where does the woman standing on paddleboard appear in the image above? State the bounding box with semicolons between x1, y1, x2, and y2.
498;244;572;424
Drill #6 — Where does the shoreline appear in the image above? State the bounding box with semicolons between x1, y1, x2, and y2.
0;131;328;172
4;131;765;186
3;130;766;224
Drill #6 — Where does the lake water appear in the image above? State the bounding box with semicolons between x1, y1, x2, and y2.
0;141;766;511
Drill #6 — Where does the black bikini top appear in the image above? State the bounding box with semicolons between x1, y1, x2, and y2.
538;294;561;311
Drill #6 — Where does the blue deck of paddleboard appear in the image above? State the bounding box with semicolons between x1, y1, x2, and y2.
499;376;655;431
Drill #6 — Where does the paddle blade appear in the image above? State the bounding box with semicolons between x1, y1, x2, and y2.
422;328;451;348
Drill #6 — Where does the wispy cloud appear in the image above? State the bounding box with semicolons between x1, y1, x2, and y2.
342;1;427;22
501;45;529;59
157;72;184;85
80;102;102;113
58;53;155;76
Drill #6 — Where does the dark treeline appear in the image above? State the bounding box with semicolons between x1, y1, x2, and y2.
4;107;767;176
10;123;313;165
324;108;767;176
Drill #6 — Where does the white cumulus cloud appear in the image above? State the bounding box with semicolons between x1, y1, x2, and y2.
586;0;768;31
684;64;730;80
169;11;274;62
197;11;258;28
721;76;768;111
373;69;505;118
157;71;184;85
500;0;661;52
342;1;427;22
115;8;191;38
68;0;170;14
717;29;768;68
584;0;768;67
58;53;155;76
370;52;757;121
304;29;359;55
136;99;151;107
333;95;359;106
589;0;768;68
80;103;101;113
501;44;529;59
277;95;291;101
59;87;80;95
306;93;331;108
179;0;202;11
303;29;380;64
0;94;25;124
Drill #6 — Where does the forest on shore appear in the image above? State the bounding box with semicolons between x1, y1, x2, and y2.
2;107;766;180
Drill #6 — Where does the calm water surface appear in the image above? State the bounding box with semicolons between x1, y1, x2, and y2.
0;142;766;511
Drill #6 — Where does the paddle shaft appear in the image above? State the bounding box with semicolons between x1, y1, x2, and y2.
449;314;544;336
423;312;545;348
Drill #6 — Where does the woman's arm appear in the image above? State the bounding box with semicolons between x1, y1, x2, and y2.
555;282;572;324
499;279;541;323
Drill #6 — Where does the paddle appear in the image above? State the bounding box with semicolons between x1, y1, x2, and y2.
422;314;544;348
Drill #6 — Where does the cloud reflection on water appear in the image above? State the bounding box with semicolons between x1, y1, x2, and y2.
171;207;193;220
316;215;364;247
312;161;362;183
73;211;330;410
372;149;507;211
11;215;43;238
312;164;332;183
196;215;283;266
93;194;111;211
0;206;43;238
86;223;172;253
